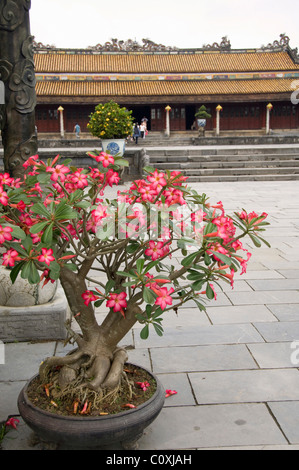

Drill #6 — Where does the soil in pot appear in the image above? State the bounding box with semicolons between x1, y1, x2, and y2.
26;363;157;417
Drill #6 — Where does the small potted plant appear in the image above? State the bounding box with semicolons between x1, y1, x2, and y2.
87;100;134;157
0;153;269;449
195;105;212;136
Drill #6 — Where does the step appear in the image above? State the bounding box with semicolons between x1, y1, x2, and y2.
175;167;299;176
185;174;299;182
152;160;299;170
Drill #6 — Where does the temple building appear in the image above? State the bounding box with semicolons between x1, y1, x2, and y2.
33;34;299;134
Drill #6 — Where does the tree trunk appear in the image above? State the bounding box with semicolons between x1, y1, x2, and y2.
0;0;37;177
39;267;141;393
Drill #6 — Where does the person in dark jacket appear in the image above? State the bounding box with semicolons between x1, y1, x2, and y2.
133;123;140;144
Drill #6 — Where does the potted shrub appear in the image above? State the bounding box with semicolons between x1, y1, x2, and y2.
0;154;269;449
195;105;212;136
87;100;134;157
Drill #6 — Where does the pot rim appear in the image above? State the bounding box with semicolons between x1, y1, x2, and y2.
20;362;164;422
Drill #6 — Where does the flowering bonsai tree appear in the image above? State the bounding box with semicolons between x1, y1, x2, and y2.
0;152;269;406
87;100;134;139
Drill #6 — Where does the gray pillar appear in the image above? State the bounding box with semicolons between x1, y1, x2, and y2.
0;0;37;177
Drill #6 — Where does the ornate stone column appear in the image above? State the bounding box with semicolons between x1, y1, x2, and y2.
0;0;37;177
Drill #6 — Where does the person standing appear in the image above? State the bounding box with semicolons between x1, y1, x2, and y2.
140;121;146;139
74;123;81;139
133;123;140;144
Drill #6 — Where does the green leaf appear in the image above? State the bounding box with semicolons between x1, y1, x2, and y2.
74;201;90;210
209;251;232;266
105;280;115;294
28;262;40;284
256;235;271;248
54;201;78;220
143;166;156;174
31;203;51;218
181;251;199;267
41;222;54;245
10;225;26;240
143;286;156;305
204;252;212;265
153;322;164;336
136;259;145;274
20;262;31;280
140;324;149;340
30;221;50;234
206;283;215;300
37;173;51;184
10;261;25;284
191;280;205;291
113;159;129;167
126;241;140;254
49;260;60;272
191;297;206;311
187;270;205;281
248;233;262;247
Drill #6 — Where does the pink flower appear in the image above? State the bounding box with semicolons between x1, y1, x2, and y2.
5;417;20;430
105;169;120;187
2;249;20;267
136;381;150;391
38;248;55;266
0;185;9;206
153;286;175;311
23;155;39;169
212;216;236;241
147;170;167;188
81;290;99;306
0;225;13;244
92;204;107;222
46;164;70;182
165;389;177;398
69;170;88;189
0;173;13;186
106;292;127;316
139;185;156;202
95;152;115;168
145;241;166;261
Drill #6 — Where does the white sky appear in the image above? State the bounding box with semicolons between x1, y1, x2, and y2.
30;0;299;51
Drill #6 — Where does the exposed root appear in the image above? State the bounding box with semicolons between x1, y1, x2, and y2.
41;364;137;414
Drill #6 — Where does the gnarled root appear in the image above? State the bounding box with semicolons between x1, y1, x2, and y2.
39;346;129;394
89;348;128;392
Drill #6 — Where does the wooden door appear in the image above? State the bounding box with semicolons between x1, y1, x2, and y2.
170;106;186;131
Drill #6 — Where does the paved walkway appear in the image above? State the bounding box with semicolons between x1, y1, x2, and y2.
1;180;299;450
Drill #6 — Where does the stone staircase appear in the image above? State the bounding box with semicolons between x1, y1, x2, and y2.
146;145;299;182
2;133;299;181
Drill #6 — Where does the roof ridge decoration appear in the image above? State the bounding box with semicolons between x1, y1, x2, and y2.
202;36;231;51
261;33;299;63
87;38;179;52
261;33;290;51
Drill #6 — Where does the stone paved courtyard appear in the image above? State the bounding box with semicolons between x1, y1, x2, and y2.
1;179;299;450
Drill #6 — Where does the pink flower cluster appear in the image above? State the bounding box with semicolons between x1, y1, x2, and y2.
82;290;128;318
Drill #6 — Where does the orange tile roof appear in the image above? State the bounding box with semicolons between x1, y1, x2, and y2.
35;78;295;98
34;51;299;74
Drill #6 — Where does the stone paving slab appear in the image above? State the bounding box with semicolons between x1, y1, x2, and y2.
133;323;264;348
266;304;299;321
150;344;258;373
253;321;299;342
206;304;277;324
268;402;299;444
0;342;56;382
189;369;299;404
247;342;297;368
137;404;288;449
226;290;299;305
